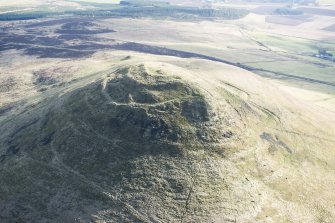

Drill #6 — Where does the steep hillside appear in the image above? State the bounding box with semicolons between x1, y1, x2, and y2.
0;58;334;222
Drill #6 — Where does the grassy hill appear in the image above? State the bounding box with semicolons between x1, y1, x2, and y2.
0;56;334;222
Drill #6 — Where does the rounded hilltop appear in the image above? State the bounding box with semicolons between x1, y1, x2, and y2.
0;58;334;222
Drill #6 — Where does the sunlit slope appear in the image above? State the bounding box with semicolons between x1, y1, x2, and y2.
0;56;334;222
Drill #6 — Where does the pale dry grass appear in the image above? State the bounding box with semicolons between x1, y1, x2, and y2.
106;52;335;222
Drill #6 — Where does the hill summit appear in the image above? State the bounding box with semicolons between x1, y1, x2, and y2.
0;61;334;222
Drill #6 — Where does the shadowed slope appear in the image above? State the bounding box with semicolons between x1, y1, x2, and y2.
0;64;241;222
